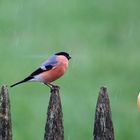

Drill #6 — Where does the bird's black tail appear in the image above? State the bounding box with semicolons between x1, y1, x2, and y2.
10;76;33;88
10;80;26;87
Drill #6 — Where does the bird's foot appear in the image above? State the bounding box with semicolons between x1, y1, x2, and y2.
45;83;60;92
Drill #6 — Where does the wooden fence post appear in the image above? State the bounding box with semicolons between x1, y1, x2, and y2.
93;87;114;140
0;85;12;140
44;87;64;140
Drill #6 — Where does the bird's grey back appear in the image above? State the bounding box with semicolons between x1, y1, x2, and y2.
40;54;57;68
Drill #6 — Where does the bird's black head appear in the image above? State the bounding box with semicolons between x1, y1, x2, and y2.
55;52;71;60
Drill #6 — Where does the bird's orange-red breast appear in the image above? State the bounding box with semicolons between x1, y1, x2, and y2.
40;55;69;83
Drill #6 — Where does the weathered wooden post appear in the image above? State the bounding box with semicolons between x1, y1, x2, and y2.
93;87;114;140
0;85;12;140
44;87;64;140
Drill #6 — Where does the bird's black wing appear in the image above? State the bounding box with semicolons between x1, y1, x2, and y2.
30;65;53;76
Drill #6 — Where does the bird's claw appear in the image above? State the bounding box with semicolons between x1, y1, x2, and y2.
45;83;60;92
50;85;60;92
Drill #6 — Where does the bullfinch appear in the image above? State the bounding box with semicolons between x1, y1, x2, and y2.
10;52;71;89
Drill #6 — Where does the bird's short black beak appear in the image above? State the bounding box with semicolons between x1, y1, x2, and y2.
68;56;71;60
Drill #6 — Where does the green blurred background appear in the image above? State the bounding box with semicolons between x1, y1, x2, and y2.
0;0;140;139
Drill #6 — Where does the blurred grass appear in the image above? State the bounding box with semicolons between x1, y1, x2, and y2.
0;0;140;139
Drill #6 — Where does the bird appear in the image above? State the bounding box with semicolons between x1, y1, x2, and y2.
10;52;71;89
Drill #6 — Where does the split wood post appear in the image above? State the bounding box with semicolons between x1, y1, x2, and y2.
0;85;12;140
93;87;114;140
44;87;64;140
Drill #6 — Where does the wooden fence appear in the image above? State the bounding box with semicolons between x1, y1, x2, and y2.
0;85;114;140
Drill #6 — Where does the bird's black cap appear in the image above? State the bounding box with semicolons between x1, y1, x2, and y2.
55;52;71;60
